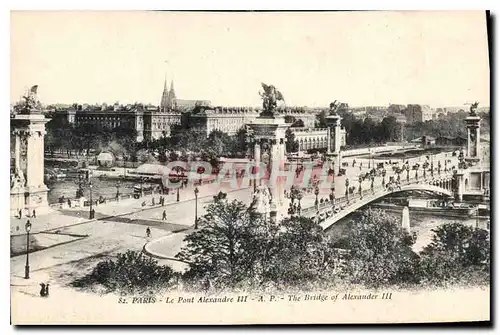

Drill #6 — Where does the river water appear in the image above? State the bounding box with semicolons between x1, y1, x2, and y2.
326;208;489;252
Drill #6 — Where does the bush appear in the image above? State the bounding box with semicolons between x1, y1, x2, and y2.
72;250;176;293
419;223;490;286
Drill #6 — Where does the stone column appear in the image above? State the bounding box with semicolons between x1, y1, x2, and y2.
269;139;279;223
326;127;331;153
401;206;410;232
475;126;481;158
14;131;21;172
467;128;472;157
254;139;261;186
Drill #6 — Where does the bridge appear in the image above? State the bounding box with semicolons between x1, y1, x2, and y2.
299;172;455;230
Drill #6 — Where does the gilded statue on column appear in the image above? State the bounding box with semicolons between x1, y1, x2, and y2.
14;85;41;114
259;83;285;117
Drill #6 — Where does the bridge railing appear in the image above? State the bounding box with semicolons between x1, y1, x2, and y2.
300;172;455;218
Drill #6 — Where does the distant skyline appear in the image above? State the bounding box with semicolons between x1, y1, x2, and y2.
11;11;490;108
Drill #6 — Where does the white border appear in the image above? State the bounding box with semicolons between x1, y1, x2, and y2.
2;1;498;333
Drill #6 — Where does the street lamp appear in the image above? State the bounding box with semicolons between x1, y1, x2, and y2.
358;176;363;199
115;181;121;200
89;181;93;219
140;177;144;197
382;169;386;189
345;178;350;202
330;186;336;205
314;186;320;208
194;187;199;229
438;161;441;175
370;175;375;194
406;164;410;182
24;220;32;279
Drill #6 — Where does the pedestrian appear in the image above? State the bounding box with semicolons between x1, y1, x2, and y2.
146;227;151;238
32;209;36;218
67;199;72;208
162;210;167;221
44;283;50;297
18;209;22;219
152;197;155;206
40;283;46;297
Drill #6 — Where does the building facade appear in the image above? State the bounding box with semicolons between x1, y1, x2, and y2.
405;104;434;123
291;127;347;152
189;106;317;137
54;103;146;142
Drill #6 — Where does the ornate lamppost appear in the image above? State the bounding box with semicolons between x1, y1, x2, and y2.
382;169;387;189
330;185;336;207
24;220;32;279
406;164;410;182
194;187;199;229
438;161;441;175
314;185;320;209
345;178;349;203
140;177;144;197
89;181;94;219
415;165;419;181
430;156;434;177
115;181;121;200
423;162;427;179
358;176;363;199
370;175;375;194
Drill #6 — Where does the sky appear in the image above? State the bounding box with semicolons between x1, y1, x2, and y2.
10;11;490;108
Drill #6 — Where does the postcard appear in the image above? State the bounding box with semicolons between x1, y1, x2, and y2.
10;10;490;324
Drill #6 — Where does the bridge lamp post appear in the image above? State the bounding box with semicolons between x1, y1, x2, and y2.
382;170;386;189
89;181;94;219
370;175;375;195
405;165;410;183
345;178;349;203
194;187;199;229
314;186;319;209
24;220;32;279
115;180;121;200
358;176;363;199
330;186;335;206
437;161;441;175
423;163;427;179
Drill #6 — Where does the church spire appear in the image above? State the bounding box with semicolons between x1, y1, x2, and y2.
160;76;169;112
167;79;177;108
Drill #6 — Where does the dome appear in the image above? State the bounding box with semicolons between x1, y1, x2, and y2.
97;152;115;167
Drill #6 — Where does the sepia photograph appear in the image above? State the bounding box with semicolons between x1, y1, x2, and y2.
9;10;491;325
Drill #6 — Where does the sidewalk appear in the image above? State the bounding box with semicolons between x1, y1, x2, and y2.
11;181;251;236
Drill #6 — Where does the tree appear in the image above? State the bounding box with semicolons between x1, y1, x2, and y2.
176;196;265;290
419;223;490;286
72;250;176;294
285;128;299;153
343;209;419;287
315;110;327;128
291;119;305;128
380;116;401;142
261;216;339;290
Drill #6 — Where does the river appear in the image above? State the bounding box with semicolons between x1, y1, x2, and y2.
326;208;489;252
